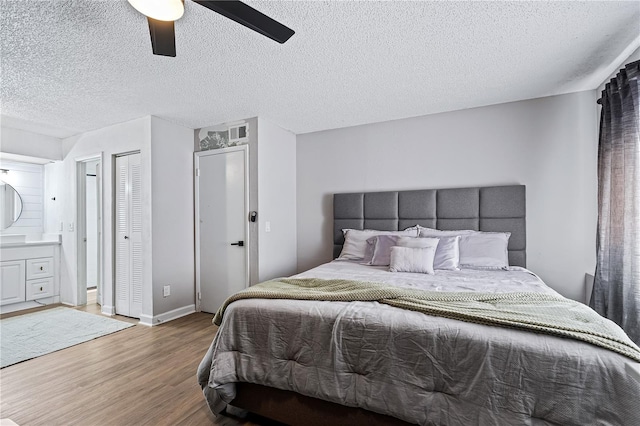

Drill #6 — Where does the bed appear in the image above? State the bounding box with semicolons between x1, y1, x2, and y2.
198;185;640;425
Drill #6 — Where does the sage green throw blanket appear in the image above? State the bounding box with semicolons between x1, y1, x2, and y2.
213;278;640;362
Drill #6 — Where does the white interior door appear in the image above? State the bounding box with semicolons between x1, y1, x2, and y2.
96;161;102;305
85;160;98;289
115;153;142;318
196;147;248;314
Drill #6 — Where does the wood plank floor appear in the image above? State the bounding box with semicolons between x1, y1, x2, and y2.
0;307;267;426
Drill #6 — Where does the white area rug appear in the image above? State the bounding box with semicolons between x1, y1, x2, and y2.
0;307;134;368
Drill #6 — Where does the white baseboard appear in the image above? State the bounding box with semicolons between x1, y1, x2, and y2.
137;305;196;327
101;305;115;316
138;314;154;327
0;296;60;314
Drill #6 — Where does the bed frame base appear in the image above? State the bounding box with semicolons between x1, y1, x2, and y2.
230;383;415;426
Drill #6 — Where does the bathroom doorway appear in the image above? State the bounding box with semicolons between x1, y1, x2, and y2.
76;155;103;307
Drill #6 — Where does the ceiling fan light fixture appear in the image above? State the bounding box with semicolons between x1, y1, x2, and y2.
127;0;184;22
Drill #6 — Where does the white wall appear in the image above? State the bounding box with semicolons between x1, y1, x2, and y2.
0;160;44;235
597;46;640;94
43;161;63;236
296;91;598;302
45;117;153;316
194;118;260;285
0;127;62;161
194;116;297;283
257;118;297;281
150;116;195;319
44;116;196;322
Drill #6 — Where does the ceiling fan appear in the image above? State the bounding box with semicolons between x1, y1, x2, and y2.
127;0;295;57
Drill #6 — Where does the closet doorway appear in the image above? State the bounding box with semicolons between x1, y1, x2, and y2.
195;146;249;314
76;155;103;307
114;152;142;318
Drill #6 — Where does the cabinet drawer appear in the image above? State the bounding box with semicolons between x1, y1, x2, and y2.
26;277;54;300
26;257;54;280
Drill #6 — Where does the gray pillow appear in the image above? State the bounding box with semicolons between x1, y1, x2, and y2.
339;229;416;260
365;235;401;266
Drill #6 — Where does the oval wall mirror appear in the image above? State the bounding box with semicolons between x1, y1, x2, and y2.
0;180;23;230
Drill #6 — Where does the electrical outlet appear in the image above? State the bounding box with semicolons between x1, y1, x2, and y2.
68;222;74;232
163;285;170;297
265;221;271;233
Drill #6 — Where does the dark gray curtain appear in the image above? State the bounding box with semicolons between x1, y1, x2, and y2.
590;60;640;344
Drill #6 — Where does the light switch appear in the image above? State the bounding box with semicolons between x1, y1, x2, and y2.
265;221;271;233
68;222;74;232
59;222;64;232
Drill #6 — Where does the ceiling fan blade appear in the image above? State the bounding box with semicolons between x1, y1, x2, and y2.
147;17;177;57
192;1;294;44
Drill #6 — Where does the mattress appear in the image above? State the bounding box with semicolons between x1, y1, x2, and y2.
198;261;640;425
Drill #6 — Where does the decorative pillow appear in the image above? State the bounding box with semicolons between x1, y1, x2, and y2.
338;229;415;260
367;236;438;266
429;236;460;270
362;239;377;264
389;246;437;274
419;228;510;268
396;236;439;249
403;225;421;233
418;227;476;238
366;235;401;266
458;232;510;269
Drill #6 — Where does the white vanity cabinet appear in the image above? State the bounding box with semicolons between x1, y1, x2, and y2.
25;257;55;300
0;260;26;305
0;243;60;309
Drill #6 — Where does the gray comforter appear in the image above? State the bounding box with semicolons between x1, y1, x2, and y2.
198;262;640;425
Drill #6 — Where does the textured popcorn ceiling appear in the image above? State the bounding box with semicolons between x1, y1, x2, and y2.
1;1;639;138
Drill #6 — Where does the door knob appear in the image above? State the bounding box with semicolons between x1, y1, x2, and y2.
230;241;244;247
124;236;129;239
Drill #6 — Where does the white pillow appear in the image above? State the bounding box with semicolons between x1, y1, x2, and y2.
458;232;510;269
429;236;461;270
339;229;416;260
389;246;437;274
418;227;476;238
419;228;510;269
363;236;439;267
402;225;421;233
396;236;439;249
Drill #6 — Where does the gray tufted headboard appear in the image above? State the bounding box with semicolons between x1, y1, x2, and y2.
333;185;526;267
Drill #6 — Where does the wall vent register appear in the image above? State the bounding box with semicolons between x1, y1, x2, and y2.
228;124;248;144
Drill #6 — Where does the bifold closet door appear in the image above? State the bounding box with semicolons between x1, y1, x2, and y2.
115;153;142;318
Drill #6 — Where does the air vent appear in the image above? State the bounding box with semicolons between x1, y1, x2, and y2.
228;123;248;144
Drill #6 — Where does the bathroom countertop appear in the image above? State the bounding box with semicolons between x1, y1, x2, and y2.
1;240;61;248
0;234;62;248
